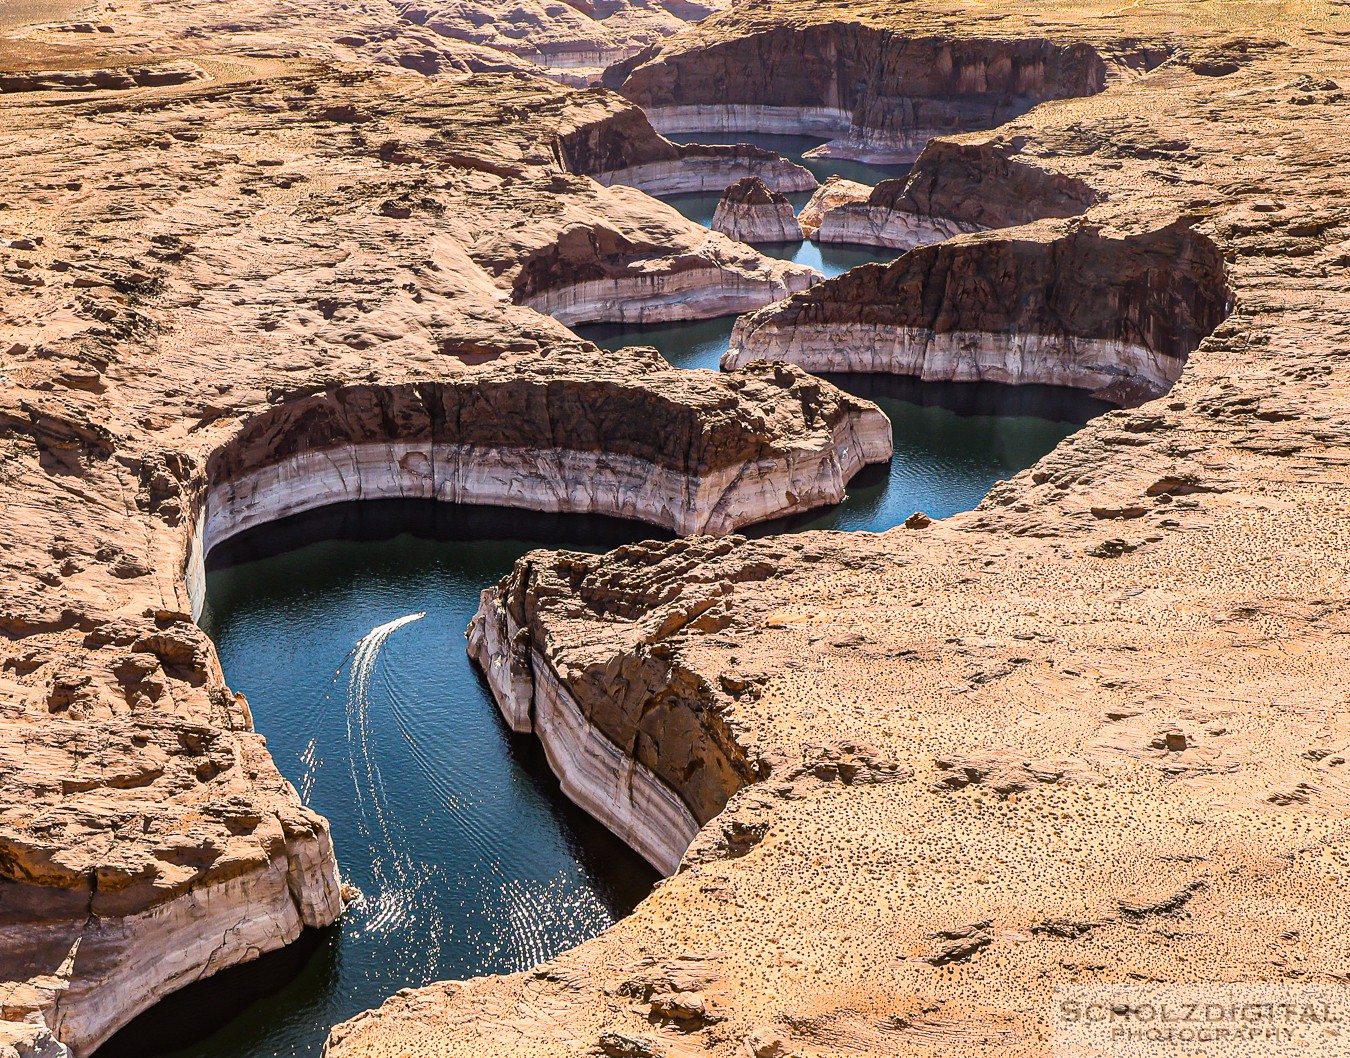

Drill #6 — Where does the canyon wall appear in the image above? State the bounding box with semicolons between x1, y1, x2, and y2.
554;102;818;194
728;218;1231;404
189;352;893;613
612;24;1132;160
467;537;778;876
815;136;1103;248
509;221;819;324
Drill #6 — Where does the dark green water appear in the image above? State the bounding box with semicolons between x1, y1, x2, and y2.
576;311;1108;528
105;131;1108;1058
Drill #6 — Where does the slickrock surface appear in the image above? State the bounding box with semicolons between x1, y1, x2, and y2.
710;177;803;245
0;56;858;1057
4;0;729;83
326;4;1350;1058
797;175;870;240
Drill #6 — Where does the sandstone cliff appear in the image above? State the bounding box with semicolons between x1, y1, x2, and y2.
710;177;804;245
727;218;1231;404
815;136;1102;249
611;16;1157;160
553;97;819;194
194;350;893;565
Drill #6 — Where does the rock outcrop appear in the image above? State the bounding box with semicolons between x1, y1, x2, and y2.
610;15;1159;160
191;351;893;589
814;136;1103;249
509;215;818;325
797;175;871;239
0;61;205;93
710;177;804;245
555;96;820;195
727;218;1232;404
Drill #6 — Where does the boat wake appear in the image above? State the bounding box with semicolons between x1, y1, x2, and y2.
292;608;619;976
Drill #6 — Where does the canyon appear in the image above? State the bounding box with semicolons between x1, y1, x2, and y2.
0;58;876;1058
4;0;1350;1057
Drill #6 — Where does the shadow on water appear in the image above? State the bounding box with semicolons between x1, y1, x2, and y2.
744;374;1113;536
103;502;668;1058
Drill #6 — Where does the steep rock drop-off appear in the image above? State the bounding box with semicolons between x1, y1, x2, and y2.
191;350;893;591
727;218;1231;405
555;98;819;195
608;15;1159;161
813;135;1102;249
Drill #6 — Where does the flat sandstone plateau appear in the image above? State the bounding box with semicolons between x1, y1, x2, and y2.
4;1;1350;1057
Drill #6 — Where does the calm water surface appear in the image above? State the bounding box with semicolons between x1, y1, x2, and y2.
108;130;1110;1058
105;505;663;1058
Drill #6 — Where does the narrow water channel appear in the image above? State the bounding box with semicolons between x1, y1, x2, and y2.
106;134;1110;1058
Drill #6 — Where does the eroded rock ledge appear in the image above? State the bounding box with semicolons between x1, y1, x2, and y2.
556;99;819;195
814;135;1102;249
609;16;1162;161
727;218;1232;405
189;350;892;605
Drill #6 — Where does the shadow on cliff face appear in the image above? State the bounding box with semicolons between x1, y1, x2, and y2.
728;217;1234;406
609;27;1171;159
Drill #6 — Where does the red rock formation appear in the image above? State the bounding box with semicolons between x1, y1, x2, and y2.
728;218;1231;404
613;22;1143;160
816;136;1103;248
554;98;818;194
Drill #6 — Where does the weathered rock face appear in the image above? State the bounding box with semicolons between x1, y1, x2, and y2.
191;351;893;584
727;218;1231;404
612;18;1146;160
797;174;871;239
815;136;1103;248
710;177;803;244
0;60;205;93
508;215;819;325
554;101;819;193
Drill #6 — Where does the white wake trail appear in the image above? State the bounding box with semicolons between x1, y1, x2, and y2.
343;612;428;935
